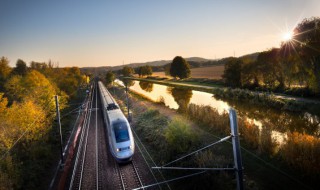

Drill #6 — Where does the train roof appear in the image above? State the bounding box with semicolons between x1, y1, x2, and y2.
99;81;118;107
108;109;128;124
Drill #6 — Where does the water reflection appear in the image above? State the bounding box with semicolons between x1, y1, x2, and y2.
129;80;230;113
219;98;320;137
124;80;319;138
122;78;135;87
117;79;320;178
139;81;153;92
167;87;193;112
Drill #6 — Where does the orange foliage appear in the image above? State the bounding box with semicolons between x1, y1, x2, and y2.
280;132;320;175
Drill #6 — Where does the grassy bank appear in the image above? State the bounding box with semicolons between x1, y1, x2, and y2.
109;84;318;190
212;87;320;115
123;77;320;115
109;86;237;190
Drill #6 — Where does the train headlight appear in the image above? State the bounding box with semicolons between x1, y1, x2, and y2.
116;148;120;152
129;145;133;150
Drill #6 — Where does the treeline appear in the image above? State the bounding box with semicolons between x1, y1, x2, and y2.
0;57;87;189
223;17;320;96
149;56;244;73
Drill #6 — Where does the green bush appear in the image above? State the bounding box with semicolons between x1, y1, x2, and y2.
164;117;199;156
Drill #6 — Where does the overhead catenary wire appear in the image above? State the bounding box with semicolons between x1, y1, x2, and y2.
201;125;312;189
131;128;165;190
132;171;206;190
161;135;232;167
0;98;55;161
113;80;311;189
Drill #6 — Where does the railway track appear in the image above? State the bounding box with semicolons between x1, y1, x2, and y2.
68;82;101;190
65;80;159;190
117;160;144;190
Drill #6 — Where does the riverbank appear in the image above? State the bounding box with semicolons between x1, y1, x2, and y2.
124;76;320;115
108;84;318;190
126;76;320;103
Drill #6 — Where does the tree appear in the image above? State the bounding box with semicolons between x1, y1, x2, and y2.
12;59;28;76
256;48;284;89
105;71;115;86
241;61;260;88
292;17;320;93
122;66;134;77
0;57;12;90
137;65;153;77
169;56;191;79
0;57;11;79
143;65;153;76
5;70;58;112
222;58;243;87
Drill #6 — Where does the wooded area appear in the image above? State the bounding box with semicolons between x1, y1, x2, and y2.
222;17;320;96
0;58;87;189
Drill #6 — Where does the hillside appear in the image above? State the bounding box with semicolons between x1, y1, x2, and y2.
80;53;260;74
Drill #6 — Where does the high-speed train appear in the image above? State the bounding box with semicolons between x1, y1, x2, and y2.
98;81;135;163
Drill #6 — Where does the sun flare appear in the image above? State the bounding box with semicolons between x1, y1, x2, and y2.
283;31;293;41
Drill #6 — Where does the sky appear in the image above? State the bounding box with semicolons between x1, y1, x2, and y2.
0;0;319;67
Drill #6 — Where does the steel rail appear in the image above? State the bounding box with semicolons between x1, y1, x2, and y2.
132;161;144;189
69;81;93;190
78;82;95;189
69;83;94;190
95;82;99;189
117;165;126;190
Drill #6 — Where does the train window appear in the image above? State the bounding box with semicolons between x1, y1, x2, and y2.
113;122;130;143
107;103;119;110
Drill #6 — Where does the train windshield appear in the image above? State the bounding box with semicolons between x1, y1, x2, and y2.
113;122;130;143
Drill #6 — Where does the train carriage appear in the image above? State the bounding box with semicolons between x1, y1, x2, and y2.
98;81;135;163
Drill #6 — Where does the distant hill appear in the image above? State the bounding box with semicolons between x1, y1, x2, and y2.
81;66;111;75
239;52;259;61
80;53;260;75
186;57;212;62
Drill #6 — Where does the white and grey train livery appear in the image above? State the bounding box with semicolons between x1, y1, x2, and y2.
98;81;135;163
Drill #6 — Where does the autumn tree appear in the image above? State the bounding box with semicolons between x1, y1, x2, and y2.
105;71;115;86
5;70;59;113
170;56;191;79
222;58;243;87
0;57;12;90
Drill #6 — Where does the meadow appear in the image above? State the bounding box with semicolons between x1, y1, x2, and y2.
152;65;224;79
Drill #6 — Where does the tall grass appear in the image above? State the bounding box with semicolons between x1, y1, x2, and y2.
186;104;229;135
280;132;320;176
185;103;320;183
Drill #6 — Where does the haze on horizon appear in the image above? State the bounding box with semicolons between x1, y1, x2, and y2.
0;0;319;68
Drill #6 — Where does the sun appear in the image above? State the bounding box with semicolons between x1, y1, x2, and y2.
283;31;293;41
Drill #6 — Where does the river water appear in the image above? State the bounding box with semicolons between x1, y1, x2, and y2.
119;80;320;149
115;79;320;187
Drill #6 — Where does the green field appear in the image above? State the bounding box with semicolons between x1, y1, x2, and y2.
152;65;224;79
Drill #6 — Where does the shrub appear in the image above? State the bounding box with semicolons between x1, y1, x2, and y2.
164;117;199;157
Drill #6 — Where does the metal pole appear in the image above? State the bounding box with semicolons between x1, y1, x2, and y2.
125;83;130;122
55;95;64;168
229;108;244;190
